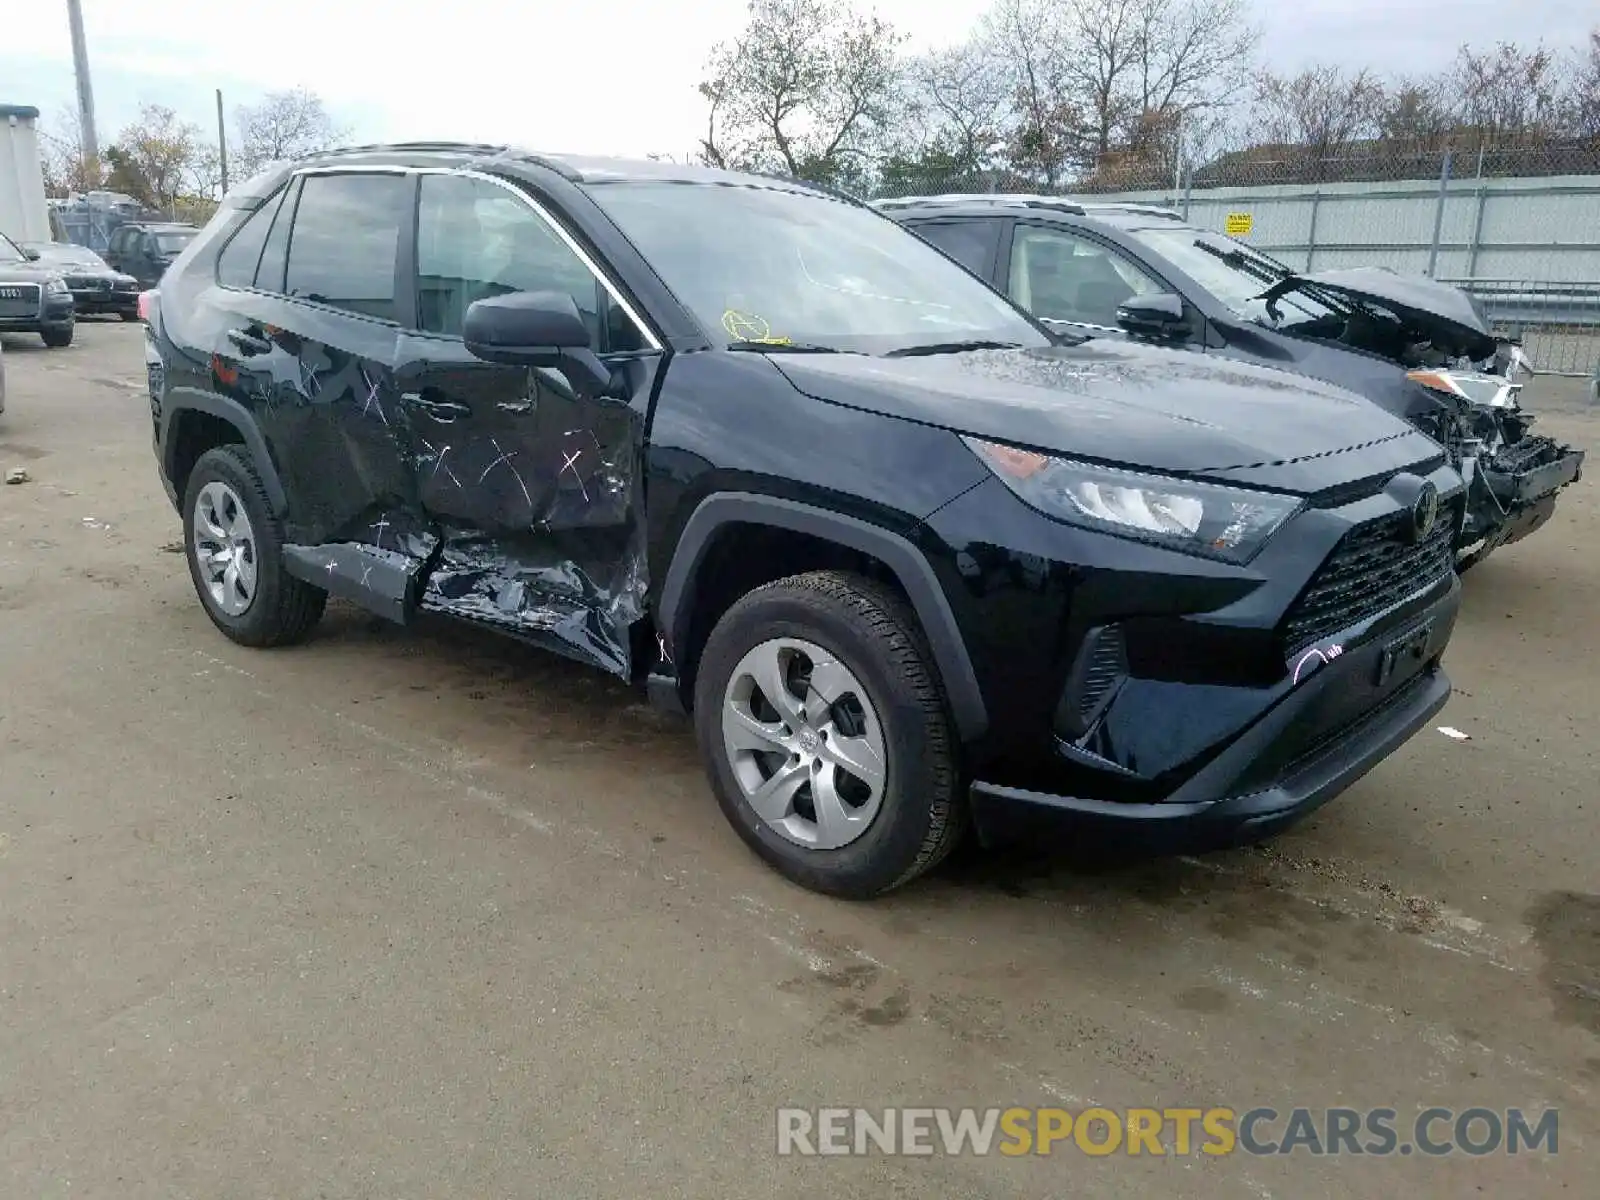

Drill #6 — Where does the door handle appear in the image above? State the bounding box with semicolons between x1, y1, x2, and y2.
226;327;272;356
401;391;472;423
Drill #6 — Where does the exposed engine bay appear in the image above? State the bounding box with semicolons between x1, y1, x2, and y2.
1254;270;1586;568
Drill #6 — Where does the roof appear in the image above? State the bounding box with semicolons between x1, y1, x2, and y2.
1;104;42;121
873;194;1186;225
297;142;838;195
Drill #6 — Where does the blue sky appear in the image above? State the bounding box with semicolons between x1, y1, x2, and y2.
3;1;1593;162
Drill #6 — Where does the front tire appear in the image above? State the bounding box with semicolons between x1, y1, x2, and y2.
693;570;963;898
41;324;73;348
182;445;326;646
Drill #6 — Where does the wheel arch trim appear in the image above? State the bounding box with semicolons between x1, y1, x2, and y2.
162;387;288;517
656;492;988;740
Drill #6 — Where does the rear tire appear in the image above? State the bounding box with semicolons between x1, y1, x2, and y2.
693;570;964;898
182;445;326;647
119;310;140;323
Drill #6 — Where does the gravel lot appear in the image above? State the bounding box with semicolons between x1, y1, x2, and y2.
2;321;1596;1198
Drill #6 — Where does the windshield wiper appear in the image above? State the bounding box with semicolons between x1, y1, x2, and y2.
725;340;840;353
1192;239;1285;286
885;340;1021;358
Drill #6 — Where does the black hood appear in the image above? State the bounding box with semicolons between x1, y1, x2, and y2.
1274;267;1498;361
770;340;1444;496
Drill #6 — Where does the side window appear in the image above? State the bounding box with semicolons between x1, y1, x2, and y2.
1008;226;1164;327
216;187;286;289
284;172;409;321
108;228;128;254
414;172;644;349
141;233;160;257
255;178;299;293
910;219;1001;278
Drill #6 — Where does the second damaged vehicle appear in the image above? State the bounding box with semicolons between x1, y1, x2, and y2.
880;196;1584;569
148;146;1463;897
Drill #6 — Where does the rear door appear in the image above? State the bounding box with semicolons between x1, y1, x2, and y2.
209;166;429;617
903;218;1005;284
393;169;665;677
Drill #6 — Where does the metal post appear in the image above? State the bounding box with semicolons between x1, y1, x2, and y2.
1426;150;1453;279
216;89;229;196
1180;161;1193;221
1465;142;1488;282
1305;189;1322;272
65;0;99;182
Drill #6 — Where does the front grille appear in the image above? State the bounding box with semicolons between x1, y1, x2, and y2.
1281;502;1456;653
0;283;41;318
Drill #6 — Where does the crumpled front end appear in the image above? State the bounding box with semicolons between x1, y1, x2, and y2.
1403;366;1585;565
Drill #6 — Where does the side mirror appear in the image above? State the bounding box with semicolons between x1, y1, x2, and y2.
463;290;614;395
22;248;41;261
1116;292;1188;340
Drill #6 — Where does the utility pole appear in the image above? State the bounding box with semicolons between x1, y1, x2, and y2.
216;89;229;196
65;0;100;184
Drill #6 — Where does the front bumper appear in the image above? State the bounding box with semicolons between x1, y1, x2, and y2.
69;287;140;314
0;294;75;333
971;612;1454;851
1460;437;1585;558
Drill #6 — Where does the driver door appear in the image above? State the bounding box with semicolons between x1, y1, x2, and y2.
1006;224;1178;342
394;171;662;677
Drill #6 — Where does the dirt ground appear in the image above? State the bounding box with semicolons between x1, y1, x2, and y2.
1;322;1596;1198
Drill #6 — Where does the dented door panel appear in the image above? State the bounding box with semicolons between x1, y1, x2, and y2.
394;329;660;676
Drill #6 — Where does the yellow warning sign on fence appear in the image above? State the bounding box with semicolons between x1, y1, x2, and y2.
1224;212;1253;236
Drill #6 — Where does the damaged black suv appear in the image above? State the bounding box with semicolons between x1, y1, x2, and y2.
148;145;1464;897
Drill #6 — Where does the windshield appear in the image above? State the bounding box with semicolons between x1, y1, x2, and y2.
587;181;1049;354
1128;226;1335;329
0;233;24;264
154;231;196;253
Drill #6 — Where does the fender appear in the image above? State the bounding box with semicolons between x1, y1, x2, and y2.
161;386;288;516
656;492;989;741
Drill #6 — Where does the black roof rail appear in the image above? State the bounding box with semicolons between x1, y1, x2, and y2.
300;141;589;180
873;193;1089;216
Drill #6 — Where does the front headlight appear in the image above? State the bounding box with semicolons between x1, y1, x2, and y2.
1407;367;1520;410
46;276;70;295
964;437;1301;564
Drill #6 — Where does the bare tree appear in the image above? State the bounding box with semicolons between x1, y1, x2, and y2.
1565;28;1600;139
1251;65;1386;158
1444;41;1566;146
1377;78;1455;151
981;0;1081;186
1129;0;1258;118
36;103;101;195
902;39;1012;169
107;104;202;212
232;88;346;178
696;0;904;186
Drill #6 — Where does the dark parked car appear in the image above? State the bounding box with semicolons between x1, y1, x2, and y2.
146;144;1463;897
0;230;75;347
21;241;141;319
105;221;200;288
879;195;1584;569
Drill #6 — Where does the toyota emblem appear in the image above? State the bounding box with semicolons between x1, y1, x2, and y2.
1410;481;1439;543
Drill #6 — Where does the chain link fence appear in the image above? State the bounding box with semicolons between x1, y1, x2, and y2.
871;141;1600;379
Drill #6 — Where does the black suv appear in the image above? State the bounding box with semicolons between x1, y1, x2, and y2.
879;196;1584;569
106;221;200;288
147;145;1463;897
0;230;76;347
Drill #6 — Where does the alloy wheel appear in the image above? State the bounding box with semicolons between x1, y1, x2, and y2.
721;637;888;850
192;480;258;616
